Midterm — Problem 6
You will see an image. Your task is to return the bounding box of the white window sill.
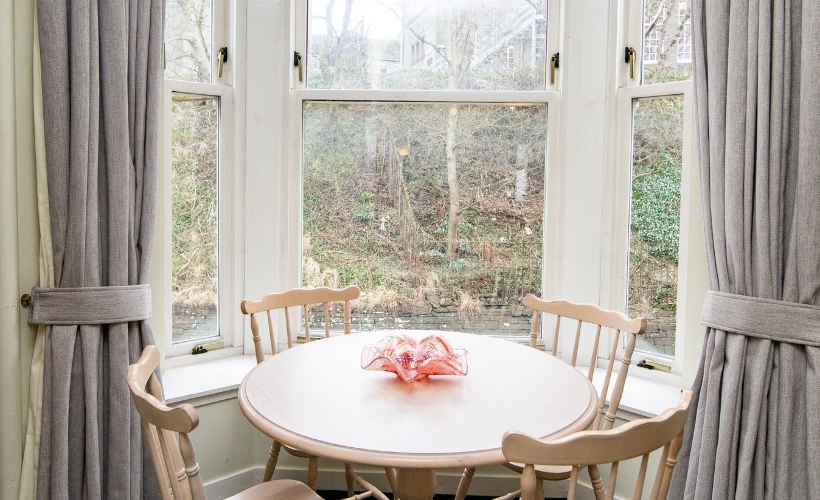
[163,353,684,419]
[590,367,684,420]
[163,354,258,406]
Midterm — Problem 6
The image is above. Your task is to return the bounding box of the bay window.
[292,0,559,340]
[158,0,706,387]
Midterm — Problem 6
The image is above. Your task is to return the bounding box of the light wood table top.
[238,330,597,472]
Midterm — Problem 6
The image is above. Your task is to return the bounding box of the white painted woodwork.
[161,0,241,359]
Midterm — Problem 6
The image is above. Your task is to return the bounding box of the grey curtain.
[34,1,163,498]
[672,0,820,498]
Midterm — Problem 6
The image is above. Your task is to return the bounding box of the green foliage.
[170,95,218,307]
[631,166,681,261]
[354,202,375,223]
[627,95,684,316]
[301,102,546,308]
[630,96,683,262]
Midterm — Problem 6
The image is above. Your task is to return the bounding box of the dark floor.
[317,493,496,499]
[318,492,564,499]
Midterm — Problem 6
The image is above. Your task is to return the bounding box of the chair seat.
[227,479,324,500]
[503,462,572,481]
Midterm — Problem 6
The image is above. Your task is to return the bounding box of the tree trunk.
[188,0,211,81]
[446,105,459,261]
[385,122,424,265]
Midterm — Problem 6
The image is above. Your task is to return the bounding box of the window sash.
[287,89,561,347]
[284,0,563,351]
[163,78,239,359]
[160,0,242,362]
[605,80,693,375]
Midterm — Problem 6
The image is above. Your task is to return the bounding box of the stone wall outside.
[171,299,677,352]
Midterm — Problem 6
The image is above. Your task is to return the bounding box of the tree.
[165,0,212,82]
[301,0,548,313]
[391,0,542,260]
[311,0,370,88]
[642,0,692,84]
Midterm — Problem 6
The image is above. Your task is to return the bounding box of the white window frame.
[158,0,707,390]
[600,0,706,382]
[281,0,563,352]
[160,0,246,366]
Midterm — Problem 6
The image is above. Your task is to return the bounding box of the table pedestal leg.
[394,468,436,500]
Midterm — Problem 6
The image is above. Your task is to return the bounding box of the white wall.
[1,0,40,498]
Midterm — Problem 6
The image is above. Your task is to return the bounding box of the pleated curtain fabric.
[35,1,163,498]
[672,0,820,498]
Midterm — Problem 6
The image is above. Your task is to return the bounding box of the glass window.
[642,0,692,83]
[643,12,663,65]
[165,0,213,83]
[307,0,548,91]
[171,93,220,345]
[302,101,547,336]
[162,0,233,356]
[628,95,684,357]
[677,2,692,64]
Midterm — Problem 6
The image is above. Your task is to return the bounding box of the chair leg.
[588,464,605,500]
[535,479,544,500]
[385,467,398,495]
[307,456,319,491]
[345,463,356,497]
[263,440,282,482]
[454,467,475,500]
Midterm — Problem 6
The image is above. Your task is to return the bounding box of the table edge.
[237,361,599,469]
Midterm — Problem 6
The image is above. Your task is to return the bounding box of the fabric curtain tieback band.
[27,285,151,325]
[701,290,820,347]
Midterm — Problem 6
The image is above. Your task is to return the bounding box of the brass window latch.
[217,47,228,78]
[624,47,636,79]
[294,51,303,82]
[637,359,672,372]
[191,341,224,355]
[549,52,560,84]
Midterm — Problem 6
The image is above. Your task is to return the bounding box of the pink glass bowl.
[361,334,468,382]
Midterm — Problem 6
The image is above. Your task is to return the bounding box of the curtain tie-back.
[701,290,820,347]
[27,285,151,325]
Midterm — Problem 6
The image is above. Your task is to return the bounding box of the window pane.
[165,0,213,83]
[307,0,548,91]
[642,0,692,83]
[628,95,683,357]
[172,93,219,344]
[303,102,546,336]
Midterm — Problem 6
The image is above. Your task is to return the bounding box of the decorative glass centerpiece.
[361,334,468,382]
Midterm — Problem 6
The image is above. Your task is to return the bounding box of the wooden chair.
[127,345,382,500]
[455,295,647,500]
[240,286,395,495]
[498,390,692,500]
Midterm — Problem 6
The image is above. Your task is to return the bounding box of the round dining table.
[238,330,597,500]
